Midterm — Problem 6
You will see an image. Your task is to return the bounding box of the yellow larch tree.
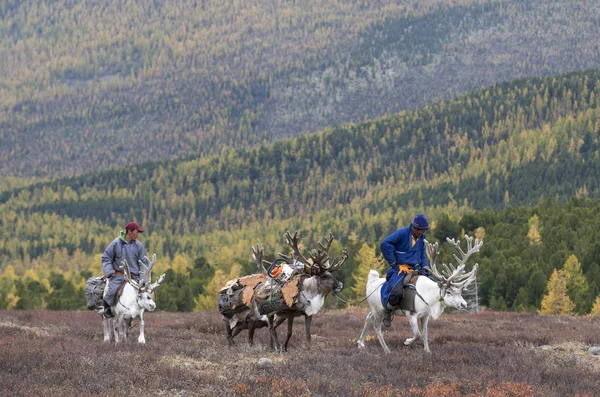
[195,263,242,311]
[539,269,575,315]
[590,296,600,316]
[350,243,385,300]
[562,255,590,314]
[527,215,542,246]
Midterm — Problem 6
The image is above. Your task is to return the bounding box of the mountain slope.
[2,0,600,177]
[1,69,599,268]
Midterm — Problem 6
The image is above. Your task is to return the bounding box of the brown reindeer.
[252,231,348,352]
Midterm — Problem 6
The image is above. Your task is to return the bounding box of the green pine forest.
[2,68,600,314]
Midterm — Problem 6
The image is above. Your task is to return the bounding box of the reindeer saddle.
[218,274,267,317]
[397,274,420,313]
[383,272,421,313]
[253,274,306,315]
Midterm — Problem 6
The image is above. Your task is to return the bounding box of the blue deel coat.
[380,225,429,308]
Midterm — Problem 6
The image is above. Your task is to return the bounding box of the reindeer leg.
[114,317,121,343]
[138,312,146,344]
[304,315,312,350]
[283,316,294,352]
[357,311,374,348]
[103,316,111,342]
[404,314,420,347]
[420,315,430,353]
[374,313,391,354]
[270,315,287,350]
[121,318,128,342]
[266,314,280,352]
[247,320,256,346]
[223,318,235,346]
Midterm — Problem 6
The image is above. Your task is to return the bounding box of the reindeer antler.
[138,254,157,287]
[148,273,166,291]
[315,233,348,272]
[426,235,482,289]
[252,244,272,276]
[285,231,319,274]
[285,231,348,274]
[119,259,140,289]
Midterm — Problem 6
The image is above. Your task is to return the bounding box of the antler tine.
[149,273,166,291]
[285,231,315,270]
[278,252,295,264]
[435,235,483,288]
[327,247,349,272]
[309,247,329,267]
[451,264,478,289]
[447,236,483,266]
[139,254,157,285]
[318,233,334,254]
[252,244,270,276]
[119,259,138,288]
[310,232,344,270]
[426,240,446,280]
[425,240,439,266]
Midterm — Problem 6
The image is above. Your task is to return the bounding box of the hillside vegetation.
[2,0,600,177]
[2,70,600,313]
[1,309,599,396]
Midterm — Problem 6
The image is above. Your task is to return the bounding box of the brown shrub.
[0,309,598,396]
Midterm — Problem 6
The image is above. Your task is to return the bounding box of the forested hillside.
[1,69,600,313]
[2,0,600,178]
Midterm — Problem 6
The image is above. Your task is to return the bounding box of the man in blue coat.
[380,213,430,327]
[101,222,150,318]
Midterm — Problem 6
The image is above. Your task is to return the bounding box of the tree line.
[3,197,600,315]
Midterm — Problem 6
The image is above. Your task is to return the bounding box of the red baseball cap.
[125,222,144,233]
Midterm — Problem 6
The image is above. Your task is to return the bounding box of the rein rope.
[332,282,385,305]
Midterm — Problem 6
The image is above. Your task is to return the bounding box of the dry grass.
[0,309,599,396]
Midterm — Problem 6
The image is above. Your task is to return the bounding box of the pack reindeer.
[252,231,348,352]
[219,272,270,347]
[103,254,166,344]
[357,235,482,353]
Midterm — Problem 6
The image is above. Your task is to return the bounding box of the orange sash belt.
[397,264,413,274]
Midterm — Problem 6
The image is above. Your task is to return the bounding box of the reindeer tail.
[368,269,380,282]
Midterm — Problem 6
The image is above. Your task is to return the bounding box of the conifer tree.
[539,269,575,315]
[590,296,600,316]
[350,243,385,300]
[527,215,542,246]
[562,255,590,314]
[194,263,241,311]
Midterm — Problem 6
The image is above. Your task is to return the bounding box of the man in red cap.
[101,222,149,318]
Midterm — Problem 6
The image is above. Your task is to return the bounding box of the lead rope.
[332,282,385,305]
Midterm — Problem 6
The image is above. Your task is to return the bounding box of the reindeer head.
[425,235,482,310]
[119,253,166,311]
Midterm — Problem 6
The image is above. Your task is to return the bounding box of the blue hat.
[411,214,429,230]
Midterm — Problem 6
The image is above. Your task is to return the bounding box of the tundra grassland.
[0,308,598,397]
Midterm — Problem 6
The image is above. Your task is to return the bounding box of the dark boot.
[382,308,393,328]
[103,300,114,318]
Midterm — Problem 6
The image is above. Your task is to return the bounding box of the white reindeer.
[357,235,482,353]
[103,254,166,344]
